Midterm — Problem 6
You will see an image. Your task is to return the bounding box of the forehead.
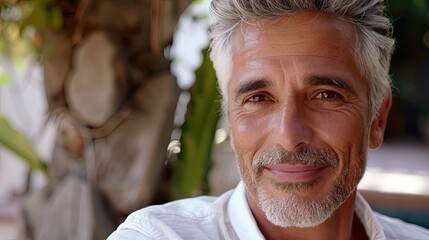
[231,12,358,66]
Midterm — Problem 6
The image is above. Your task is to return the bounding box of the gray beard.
[257,173,351,228]
[243,147,365,228]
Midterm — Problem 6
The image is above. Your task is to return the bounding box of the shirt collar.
[228,181,266,239]
[227,181,386,240]
[355,192,386,240]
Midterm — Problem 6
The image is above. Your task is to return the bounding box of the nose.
[271,99,313,151]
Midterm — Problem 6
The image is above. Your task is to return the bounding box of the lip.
[264,164,328,182]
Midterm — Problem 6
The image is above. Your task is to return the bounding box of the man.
[108,0,429,239]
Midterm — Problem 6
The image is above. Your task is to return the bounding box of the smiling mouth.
[264,164,328,182]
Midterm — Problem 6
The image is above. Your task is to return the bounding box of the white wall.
[0,56,55,200]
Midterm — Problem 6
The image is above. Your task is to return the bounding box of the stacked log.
[19,0,191,239]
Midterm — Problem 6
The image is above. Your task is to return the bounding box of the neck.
[247,191,368,240]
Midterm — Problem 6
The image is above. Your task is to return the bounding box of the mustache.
[253,147,339,173]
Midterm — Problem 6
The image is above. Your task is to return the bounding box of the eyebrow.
[304,75,351,90]
[233,75,354,101]
[233,79,273,100]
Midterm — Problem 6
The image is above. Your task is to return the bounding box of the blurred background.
[0,0,428,239]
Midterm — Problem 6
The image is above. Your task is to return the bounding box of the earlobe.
[369,92,392,149]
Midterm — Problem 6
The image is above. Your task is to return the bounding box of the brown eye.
[317,91,342,101]
[321,92,334,99]
[247,94,268,103]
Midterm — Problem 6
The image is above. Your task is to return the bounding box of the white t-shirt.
[108,182,429,240]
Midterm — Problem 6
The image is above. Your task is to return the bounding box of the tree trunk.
[19,0,192,239]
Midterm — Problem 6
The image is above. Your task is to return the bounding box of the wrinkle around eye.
[308,89,368,115]
[307,90,347,110]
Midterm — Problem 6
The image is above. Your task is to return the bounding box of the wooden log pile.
[18,0,191,239]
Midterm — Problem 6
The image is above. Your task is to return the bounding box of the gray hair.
[209,0,395,119]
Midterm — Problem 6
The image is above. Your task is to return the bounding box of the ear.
[369,91,392,149]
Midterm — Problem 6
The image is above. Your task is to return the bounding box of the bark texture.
[19,0,191,239]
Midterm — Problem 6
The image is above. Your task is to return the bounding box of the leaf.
[173,48,221,199]
[49,5,63,30]
[0,38,5,54]
[0,114,47,174]
[0,72,12,86]
[19,1,48,32]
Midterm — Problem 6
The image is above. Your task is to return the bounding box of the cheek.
[315,112,369,174]
[343,138,367,185]
[312,109,369,148]
[230,114,271,159]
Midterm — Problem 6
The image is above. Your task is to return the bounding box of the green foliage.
[0,0,63,60]
[0,114,47,174]
[19,0,63,32]
[0,38,5,54]
[387,0,429,114]
[0,72,12,86]
[173,48,221,199]
[0,0,58,175]
[388,0,429,55]
[1,0,63,31]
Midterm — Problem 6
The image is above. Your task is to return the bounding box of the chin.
[254,173,356,228]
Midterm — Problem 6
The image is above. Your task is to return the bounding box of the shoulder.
[375,212,429,240]
[108,190,235,240]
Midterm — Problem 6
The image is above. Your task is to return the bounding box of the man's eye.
[316,91,343,101]
[247,94,269,103]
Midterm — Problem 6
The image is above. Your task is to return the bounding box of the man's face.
[228,13,386,227]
